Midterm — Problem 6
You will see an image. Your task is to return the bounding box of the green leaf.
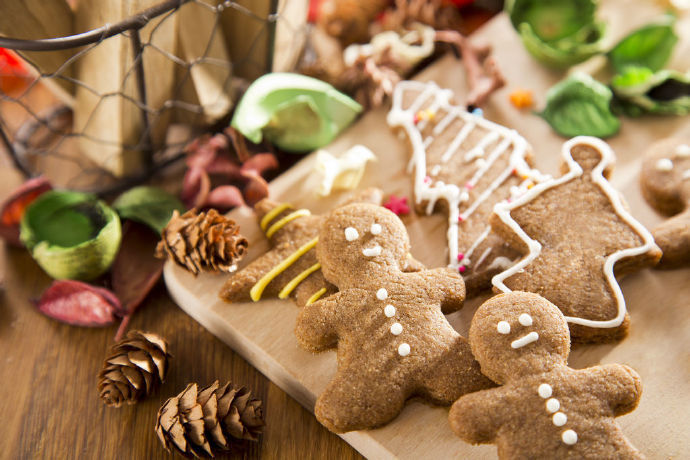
[231,73,362,152]
[539,73,620,138]
[20,190,122,280]
[112,186,185,234]
[612,67,690,115]
[608,17,678,73]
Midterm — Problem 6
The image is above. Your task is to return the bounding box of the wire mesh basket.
[0,0,309,194]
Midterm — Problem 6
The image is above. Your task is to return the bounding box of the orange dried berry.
[509,89,534,109]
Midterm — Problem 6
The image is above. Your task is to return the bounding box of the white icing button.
[562,429,578,445]
[655,158,673,171]
[370,223,382,235]
[384,305,396,317]
[546,398,560,413]
[390,323,403,335]
[518,313,533,326]
[553,412,567,427]
[497,321,511,334]
[344,227,359,241]
[376,288,388,300]
[538,383,552,399]
[362,245,382,257]
[398,343,411,356]
[676,144,690,157]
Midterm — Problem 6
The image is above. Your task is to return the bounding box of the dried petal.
[181,167,211,209]
[0,176,52,246]
[36,280,120,327]
[203,185,246,212]
[240,152,279,176]
[111,222,164,317]
[240,170,270,207]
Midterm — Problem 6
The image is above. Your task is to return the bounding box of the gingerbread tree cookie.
[388,80,549,296]
[449,291,644,459]
[640,138,690,268]
[219,188,383,307]
[491,137,661,343]
[295,203,492,433]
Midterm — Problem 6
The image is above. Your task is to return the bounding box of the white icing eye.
[552,412,567,427]
[546,398,560,413]
[562,429,578,445]
[370,223,382,235]
[398,343,411,356]
[384,305,396,317]
[538,383,552,399]
[376,288,388,300]
[518,313,533,326]
[655,158,673,172]
[497,321,511,334]
[390,323,403,335]
[344,227,359,241]
[362,245,382,257]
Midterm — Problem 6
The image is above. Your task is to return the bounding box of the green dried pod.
[506,0,606,68]
[612,67,690,116]
[20,190,122,280]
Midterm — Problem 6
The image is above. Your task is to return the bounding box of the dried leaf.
[0,176,52,246]
[181,167,211,210]
[241,153,279,176]
[113,186,185,234]
[203,186,246,211]
[240,171,270,207]
[36,280,121,327]
[111,221,164,316]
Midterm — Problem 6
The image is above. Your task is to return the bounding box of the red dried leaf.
[185,133,228,170]
[0,176,52,246]
[181,167,211,209]
[206,153,242,178]
[224,126,251,163]
[240,170,271,207]
[241,152,279,176]
[203,185,246,211]
[111,221,164,317]
[36,280,120,327]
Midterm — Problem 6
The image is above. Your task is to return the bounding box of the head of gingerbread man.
[469,292,570,384]
[316,203,410,289]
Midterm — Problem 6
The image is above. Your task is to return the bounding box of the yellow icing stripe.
[250,237,319,301]
[306,287,328,306]
[260,203,292,231]
[278,263,321,299]
[265,209,311,239]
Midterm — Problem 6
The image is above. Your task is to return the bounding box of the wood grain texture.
[165,3,690,459]
[0,166,360,459]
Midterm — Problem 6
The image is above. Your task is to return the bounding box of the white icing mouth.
[363,245,382,257]
[511,331,539,349]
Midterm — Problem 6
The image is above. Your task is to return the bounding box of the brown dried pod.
[98,330,171,407]
[155,381,264,458]
[155,209,248,276]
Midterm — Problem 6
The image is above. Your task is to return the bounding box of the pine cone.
[156,209,248,276]
[156,381,264,458]
[98,330,171,407]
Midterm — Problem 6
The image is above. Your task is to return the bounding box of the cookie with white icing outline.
[387,80,549,297]
[295,203,492,432]
[640,138,690,268]
[449,291,644,459]
[490,137,661,343]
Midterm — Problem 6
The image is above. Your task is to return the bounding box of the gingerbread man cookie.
[640,138,690,268]
[220,188,385,307]
[491,137,661,343]
[295,203,492,432]
[388,80,549,296]
[449,291,644,459]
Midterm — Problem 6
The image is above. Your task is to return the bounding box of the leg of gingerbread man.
[315,368,408,433]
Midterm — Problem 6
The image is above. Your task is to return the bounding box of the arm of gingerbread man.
[449,389,506,444]
[294,292,343,353]
[417,267,466,314]
[588,364,643,416]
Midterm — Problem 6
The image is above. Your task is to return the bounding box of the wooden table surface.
[0,167,362,459]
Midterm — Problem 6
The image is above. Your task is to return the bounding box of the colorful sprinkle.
[458,266,467,273]
[383,194,410,216]
[457,253,464,261]
[464,183,474,189]
[471,107,483,117]
[509,89,534,109]
[457,215,464,223]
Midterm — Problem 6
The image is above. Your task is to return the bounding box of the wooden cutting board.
[164,3,690,458]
